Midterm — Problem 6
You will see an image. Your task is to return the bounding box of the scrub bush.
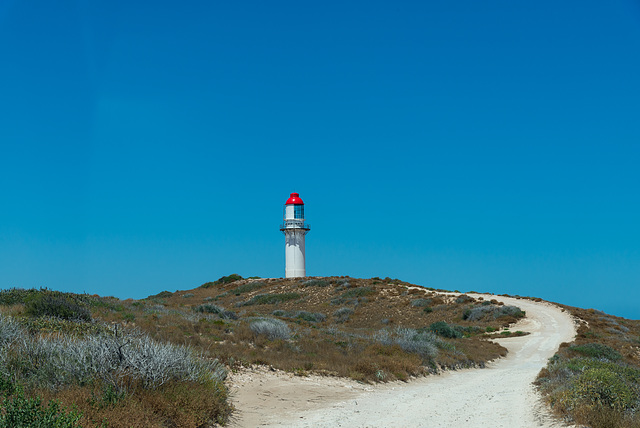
[301,279,329,287]
[194,304,224,315]
[0,315,23,347]
[331,287,375,305]
[0,288,34,305]
[569,343,622,361]
[0,317,226,391]
[455,295,474,304]
[341,287,375,299]
[540,356,640,417]
[0,387,82,428]
[572,367,636,410]
[333,307,354,323]
[463,304,525,321]
[0,289,92,322]
[242,293,301,306]
[231,281,265,295]
[411,298,432,308]
[250,318,291,340]
[25,293,91,322]
[272,310,326,323]
[429,321,463,339]
[374,327,439,359]
[147,290,173,299]
[200,274,243,289]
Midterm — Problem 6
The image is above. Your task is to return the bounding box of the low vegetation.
[200,274,243,289]
[121,276,523,384]
[241,292,301,306]
[0,276,537,426]
[463,304,525,322]
[0,288,230,427]
[535,304,640,428]
[272,310,326,323]
[250,318,292,340]
[373,328,440,360]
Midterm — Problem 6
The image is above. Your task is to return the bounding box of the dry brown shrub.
[34,379,231,428]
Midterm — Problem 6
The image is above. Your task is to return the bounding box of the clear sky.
[1,1,639,319]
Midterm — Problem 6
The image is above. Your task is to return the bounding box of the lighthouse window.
[294,205,304,219]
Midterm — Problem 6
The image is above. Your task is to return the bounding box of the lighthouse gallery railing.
[280,220,310,230]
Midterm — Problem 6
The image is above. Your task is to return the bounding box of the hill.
[0,276,638,427]
[229,294,575,427]
[134,276,528,381]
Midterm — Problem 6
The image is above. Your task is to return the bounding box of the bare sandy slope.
[228,296,576,428]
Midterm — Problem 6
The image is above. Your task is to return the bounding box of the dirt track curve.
[228,295,576,428]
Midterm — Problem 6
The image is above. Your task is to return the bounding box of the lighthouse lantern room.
[280,192,310,278]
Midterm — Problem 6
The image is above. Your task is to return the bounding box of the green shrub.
[331,287,375,306]
[0,288,37,305]
[231,282,265,295]
[341,287,375,299]
[17,317,107,336]
[429,321,463,339]
[423,307,433,314]
[194,304,237,320]
[88,384,126,409]
[194,304,224,315]
[242,293,301,306]
[569,343,622,361]
[463,304,525,321]
[0,289,94,323]
[333,307,354,323]
[301,279,329,287]
[24,294,91,322]
[335,279,351,286]
[148,290,173,299]
[411,298,432,308]
[495,305,525,319]
[272,310,326,323]
[539,355,640,423]
[0,387,82,427]
[201,274,243,289]
[455,295,474,304]
[0,373,15,397]
[571,367,636,410]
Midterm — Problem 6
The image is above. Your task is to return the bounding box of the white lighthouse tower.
[280,192,310,278]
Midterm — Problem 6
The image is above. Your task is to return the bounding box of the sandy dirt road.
[228,295,576,427]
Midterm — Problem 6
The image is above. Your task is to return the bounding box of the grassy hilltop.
[0,275,637,427]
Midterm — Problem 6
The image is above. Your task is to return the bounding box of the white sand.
[228,295,577,428]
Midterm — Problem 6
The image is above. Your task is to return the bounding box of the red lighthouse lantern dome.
[285,192,304,205]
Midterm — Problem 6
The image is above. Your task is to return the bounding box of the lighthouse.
[280,192,310,278]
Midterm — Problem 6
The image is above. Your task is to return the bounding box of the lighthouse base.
[285,269,306,278]
[284,229,306,278]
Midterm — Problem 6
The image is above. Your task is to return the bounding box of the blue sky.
[1,1,639,318]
